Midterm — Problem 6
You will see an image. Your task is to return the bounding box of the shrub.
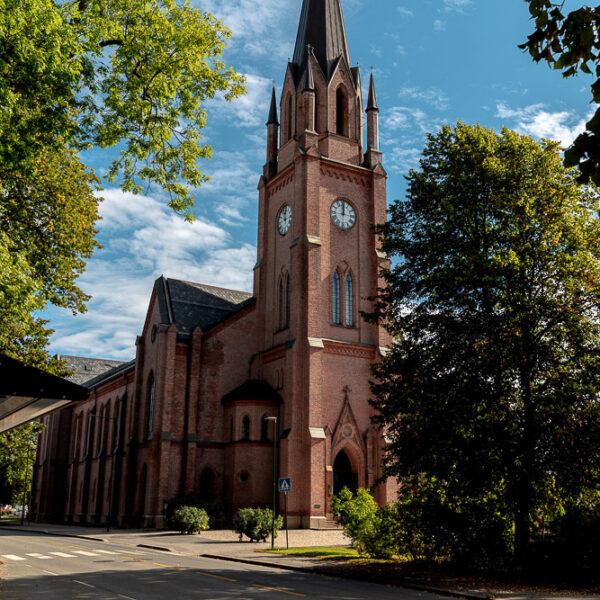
[330,487,378,554]
[169,505,209,535]
[165,493,229,529]
[233,507,283,542]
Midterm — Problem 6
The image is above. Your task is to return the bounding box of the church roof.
[157,277,254,335]
[57,355,128,386]
[292,0,351,81]
[221,380,283,405]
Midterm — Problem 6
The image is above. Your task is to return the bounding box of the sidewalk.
[1,520,598,600]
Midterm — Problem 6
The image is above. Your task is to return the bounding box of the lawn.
[258,546,361,560]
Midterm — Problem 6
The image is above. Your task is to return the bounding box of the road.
[0,530,438,599]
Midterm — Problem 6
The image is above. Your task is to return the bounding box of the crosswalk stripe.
[49,552,76,558]
[1,555,25,561]
[26,553,52,560]
[72,550,99,557]
[119,550,146,555]
[93,549,117,555]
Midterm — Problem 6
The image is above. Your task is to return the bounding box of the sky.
[44,0,596,361]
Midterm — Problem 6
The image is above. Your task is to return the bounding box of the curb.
[199,553,489,600]
[137,543,176,553]
[0,526,107,543]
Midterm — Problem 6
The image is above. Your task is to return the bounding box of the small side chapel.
[31,0,395,529]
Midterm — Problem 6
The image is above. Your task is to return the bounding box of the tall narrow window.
[241,416,250,441]
[285,274,291,328]
[278,276,284,330]
[287,95,293,142]
[333,271,341,324]
[261,417,269,442]
[112,398,121,452]
[345,273,354,327]
[229,416,234,442]
[336,87,346,136]
[146,373,155,439]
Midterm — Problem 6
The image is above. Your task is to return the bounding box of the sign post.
[278,477,291,549]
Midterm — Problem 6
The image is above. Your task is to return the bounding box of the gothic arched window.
[286,274,291,328]
[333,271,341,324]
[145,372,155,440]
[286,94,293,142]
[336,87,346,136]
[278,275,285,330]
[241,416,250,441]
[261,416,270,442]
[345,273,354,327]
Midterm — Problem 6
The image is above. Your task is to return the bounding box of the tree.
[520,1,600,186]
[1,0,246,218]
[370,122,600,567]
[0,422,43,506]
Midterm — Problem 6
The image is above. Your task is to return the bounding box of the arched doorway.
[333,449,358,495]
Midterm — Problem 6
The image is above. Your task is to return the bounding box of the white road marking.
[93,549,117,555]
[1,555,25,561]
[73,580,95,588]
[118,595,137,600]
[72,550,100,557]
[119,550,146,555]
[26,553,52,560]
[49,552,76,558]
[42,570,59,576]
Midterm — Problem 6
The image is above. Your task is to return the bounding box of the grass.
[257,546,362,560]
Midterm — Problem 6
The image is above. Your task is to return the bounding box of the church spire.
[267,86,279,125]
[292,0,351,81]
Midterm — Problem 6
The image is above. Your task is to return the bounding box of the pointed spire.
[303,47,315,92]
[367,73,378,112]
[267,87,279,125]
[292,0,351,81]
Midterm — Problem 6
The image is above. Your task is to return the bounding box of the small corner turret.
[365,73,382,169]
[264,86,279,179]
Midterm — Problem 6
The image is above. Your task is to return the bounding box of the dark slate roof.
[57,355,128,386]
[367,72,378,111]
[292,0,351,82]
[157,277,254,335]
[221,380,283,405]
[84,359,136,390]
[267,87,279,125]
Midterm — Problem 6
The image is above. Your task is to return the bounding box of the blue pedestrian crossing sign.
[278,477,292,493]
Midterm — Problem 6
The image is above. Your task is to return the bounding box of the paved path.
[0,530,438,600]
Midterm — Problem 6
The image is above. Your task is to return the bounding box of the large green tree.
[1,0,245,217]
[370,122,600,566]
[520,1,600,186]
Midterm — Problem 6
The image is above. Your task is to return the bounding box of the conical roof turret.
[367,73,378,111]
[292,0,351,81]
[267,87,279,125]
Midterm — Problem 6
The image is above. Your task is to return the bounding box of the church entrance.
[333,449,358,495]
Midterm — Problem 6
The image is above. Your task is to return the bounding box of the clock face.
[278,204,292,236]
[330,200,356,230]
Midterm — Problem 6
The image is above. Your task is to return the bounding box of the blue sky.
[45,0,596,361]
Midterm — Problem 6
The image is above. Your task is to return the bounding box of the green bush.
[233,507,283,542]
[165,493,229,529]
[169,505,209,535]
[330,487,378,554]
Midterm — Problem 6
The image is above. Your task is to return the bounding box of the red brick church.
[31,0,395,528]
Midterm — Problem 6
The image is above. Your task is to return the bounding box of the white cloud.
[443,0,472,12]
[433,20,446,31]
[496,103,591,147]
[46,189,256,361]
[387,145,422,175]
[399,86,449,110]
[385,107,431,133]
[397,7,414,17]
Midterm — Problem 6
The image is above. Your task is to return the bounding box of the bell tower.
[253,0,394,527]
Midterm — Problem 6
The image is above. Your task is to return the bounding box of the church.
[30,0,395,529]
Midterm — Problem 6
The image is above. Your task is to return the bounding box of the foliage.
[0,0,246,217]
[520,1,600,186]
[330,487,378,554]
[369,122,600,567]
[260,546,361,559]
[165,492,229,529]
[233,507,282,542]
[0,422,44,506]
[169,505,209,534]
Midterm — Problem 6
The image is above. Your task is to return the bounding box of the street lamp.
[263,416,278,550]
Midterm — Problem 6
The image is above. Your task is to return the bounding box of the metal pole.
[21,451,29,526]
[272,419,278,550]
[285,491,289,549]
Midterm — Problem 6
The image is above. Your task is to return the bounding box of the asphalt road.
[0,530,439,600]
